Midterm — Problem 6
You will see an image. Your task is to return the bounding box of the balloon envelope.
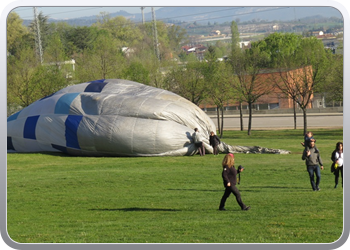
[7,79,216,156]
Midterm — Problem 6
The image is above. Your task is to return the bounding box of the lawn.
[6,129,343,243]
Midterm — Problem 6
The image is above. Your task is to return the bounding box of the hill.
[23,6,343,27]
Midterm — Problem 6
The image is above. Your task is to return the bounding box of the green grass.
[7,129,343,243]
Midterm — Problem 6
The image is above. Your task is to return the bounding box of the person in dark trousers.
[219,153,250,211]
[302,141,324,191]
[192,128,205,156]
[331,142,343,188]
[209,131,221,155]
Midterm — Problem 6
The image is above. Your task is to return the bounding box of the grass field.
[7,129,343,243]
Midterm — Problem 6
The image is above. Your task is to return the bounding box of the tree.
[30,65,68,99]
[75,31,125,82]
[229,21,244,131]
[64,26,100,55]
[94,13,142,47]
[256,33,303,129]
[7,45,67,111]
[28,11,50,50]
[322,53,343,105]
[122,60,150,85]
[295,37,331,134]
[231,47,272,136]
[167,25,188,53]
[230,21,240,54]
[7,13,68,114]
[165,55,207,105]
[7,46,38,108]
[141,21,172,61]
[44,33,66,65]
[6,12,28,56]
[270,36,331,135]
[202,46,223,135]
[208,62,234,138]
[202,45,234,137]
[254,32,302,68]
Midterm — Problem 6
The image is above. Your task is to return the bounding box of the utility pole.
[141,7,145,24]
[151,7,160,61]
[33,7,43,64]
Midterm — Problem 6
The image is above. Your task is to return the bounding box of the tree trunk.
[216,106,221,136]
[303,108,307,136]
[220,107,224,138]
[248,102,252,136]
[293,100,297,130]
[239,102,243,131]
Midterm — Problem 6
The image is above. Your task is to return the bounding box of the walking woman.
[332,142,343,188]
[219,153,250,211]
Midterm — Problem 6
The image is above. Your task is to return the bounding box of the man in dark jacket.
[209,131,221,155]
[302,141,324,191]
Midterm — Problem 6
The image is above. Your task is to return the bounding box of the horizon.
[11,6,161,20]
[10,6,344,22]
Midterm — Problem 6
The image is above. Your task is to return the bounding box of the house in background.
[200,66,314,112]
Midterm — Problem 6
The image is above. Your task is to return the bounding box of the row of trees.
[7,11,188,109]
[7,11,343,136]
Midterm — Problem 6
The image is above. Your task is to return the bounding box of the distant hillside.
[148,6,343,23]
[23,6,343,27]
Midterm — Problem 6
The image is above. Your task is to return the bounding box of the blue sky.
[11,6,161,20]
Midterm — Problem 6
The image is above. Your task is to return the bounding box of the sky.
[1,3,349,23]
[11,6,161,20]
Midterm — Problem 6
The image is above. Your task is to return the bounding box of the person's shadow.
[89,207,181,212]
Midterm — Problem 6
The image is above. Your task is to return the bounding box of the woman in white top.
[192,128,205,156]
[332,142,343,188]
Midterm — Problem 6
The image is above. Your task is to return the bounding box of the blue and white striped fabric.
[7,79,216,156]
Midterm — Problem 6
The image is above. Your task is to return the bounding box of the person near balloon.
[209,131,221,155]
[192,128,205,156]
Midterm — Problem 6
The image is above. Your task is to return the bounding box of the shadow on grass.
[167,187,310,192]
[242,186,312,192]
[167,188,222,192]
[89,207,181,212]
[250,186,308,189]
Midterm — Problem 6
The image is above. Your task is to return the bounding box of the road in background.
[209,113,343,130]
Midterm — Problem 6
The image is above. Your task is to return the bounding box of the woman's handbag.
[331,162,338,173]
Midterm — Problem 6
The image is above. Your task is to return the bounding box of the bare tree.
[272,37,331,135]
[272,67,314,133]
[231,47,272,135]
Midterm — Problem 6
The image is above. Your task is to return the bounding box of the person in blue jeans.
[302,141,324,191]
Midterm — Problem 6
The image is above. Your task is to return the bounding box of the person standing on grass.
[331,142,343,189]
[219,153,250,211]
[209,131,221,155]
[302,141,324,191]
[192,128,205,156]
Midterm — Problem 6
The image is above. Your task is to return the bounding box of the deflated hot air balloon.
[7,79,290,156]
[7,79,218,156]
